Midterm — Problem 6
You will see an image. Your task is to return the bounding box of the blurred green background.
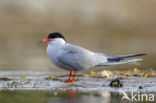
[0,0,155,71]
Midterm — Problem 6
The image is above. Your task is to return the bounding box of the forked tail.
[97,54,146,66]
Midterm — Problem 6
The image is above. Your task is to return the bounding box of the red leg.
[65,71,72,83]
[71,72,76,83]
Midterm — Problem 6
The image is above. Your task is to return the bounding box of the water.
[0,90,155,103]
[0,90,115,103]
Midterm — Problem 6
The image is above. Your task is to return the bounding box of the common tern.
[41,32,146,83]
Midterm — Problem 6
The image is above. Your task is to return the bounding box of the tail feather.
[107,54,146,62]
[96,53,146,66]
[97,58,143,66]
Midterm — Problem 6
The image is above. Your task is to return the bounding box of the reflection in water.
[48,88,77,103]
[48,88,78,103]
[48,88,111,103]
[1,90,154,103]
[68,88,77,103]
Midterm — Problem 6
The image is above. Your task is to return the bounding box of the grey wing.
[56,44,104,70]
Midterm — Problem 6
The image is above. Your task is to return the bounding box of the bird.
[41,32,146,83]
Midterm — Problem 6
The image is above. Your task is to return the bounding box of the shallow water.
[0,90,120,103]
[0,90,155,103]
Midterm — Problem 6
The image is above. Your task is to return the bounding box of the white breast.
[47,38,65,66]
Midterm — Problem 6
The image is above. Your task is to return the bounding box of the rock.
[138,86,143,89]
[109,78,123,88]
[97,70,113,78]
[0,77,14,81]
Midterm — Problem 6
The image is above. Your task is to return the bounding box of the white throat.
[47,38,65,62]
[49,38,65,45]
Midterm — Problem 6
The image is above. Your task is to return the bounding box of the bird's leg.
[71,72,76,83]
[65,70,72,83]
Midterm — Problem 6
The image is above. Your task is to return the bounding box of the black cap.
[48,32,65,40]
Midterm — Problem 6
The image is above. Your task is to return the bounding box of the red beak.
[42,39,51,43]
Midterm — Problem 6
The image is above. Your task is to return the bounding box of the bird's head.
[41,32,65,43]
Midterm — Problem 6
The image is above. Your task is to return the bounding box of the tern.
[41,32,146,83]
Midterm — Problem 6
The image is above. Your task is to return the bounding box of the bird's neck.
[47,38,65,58]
